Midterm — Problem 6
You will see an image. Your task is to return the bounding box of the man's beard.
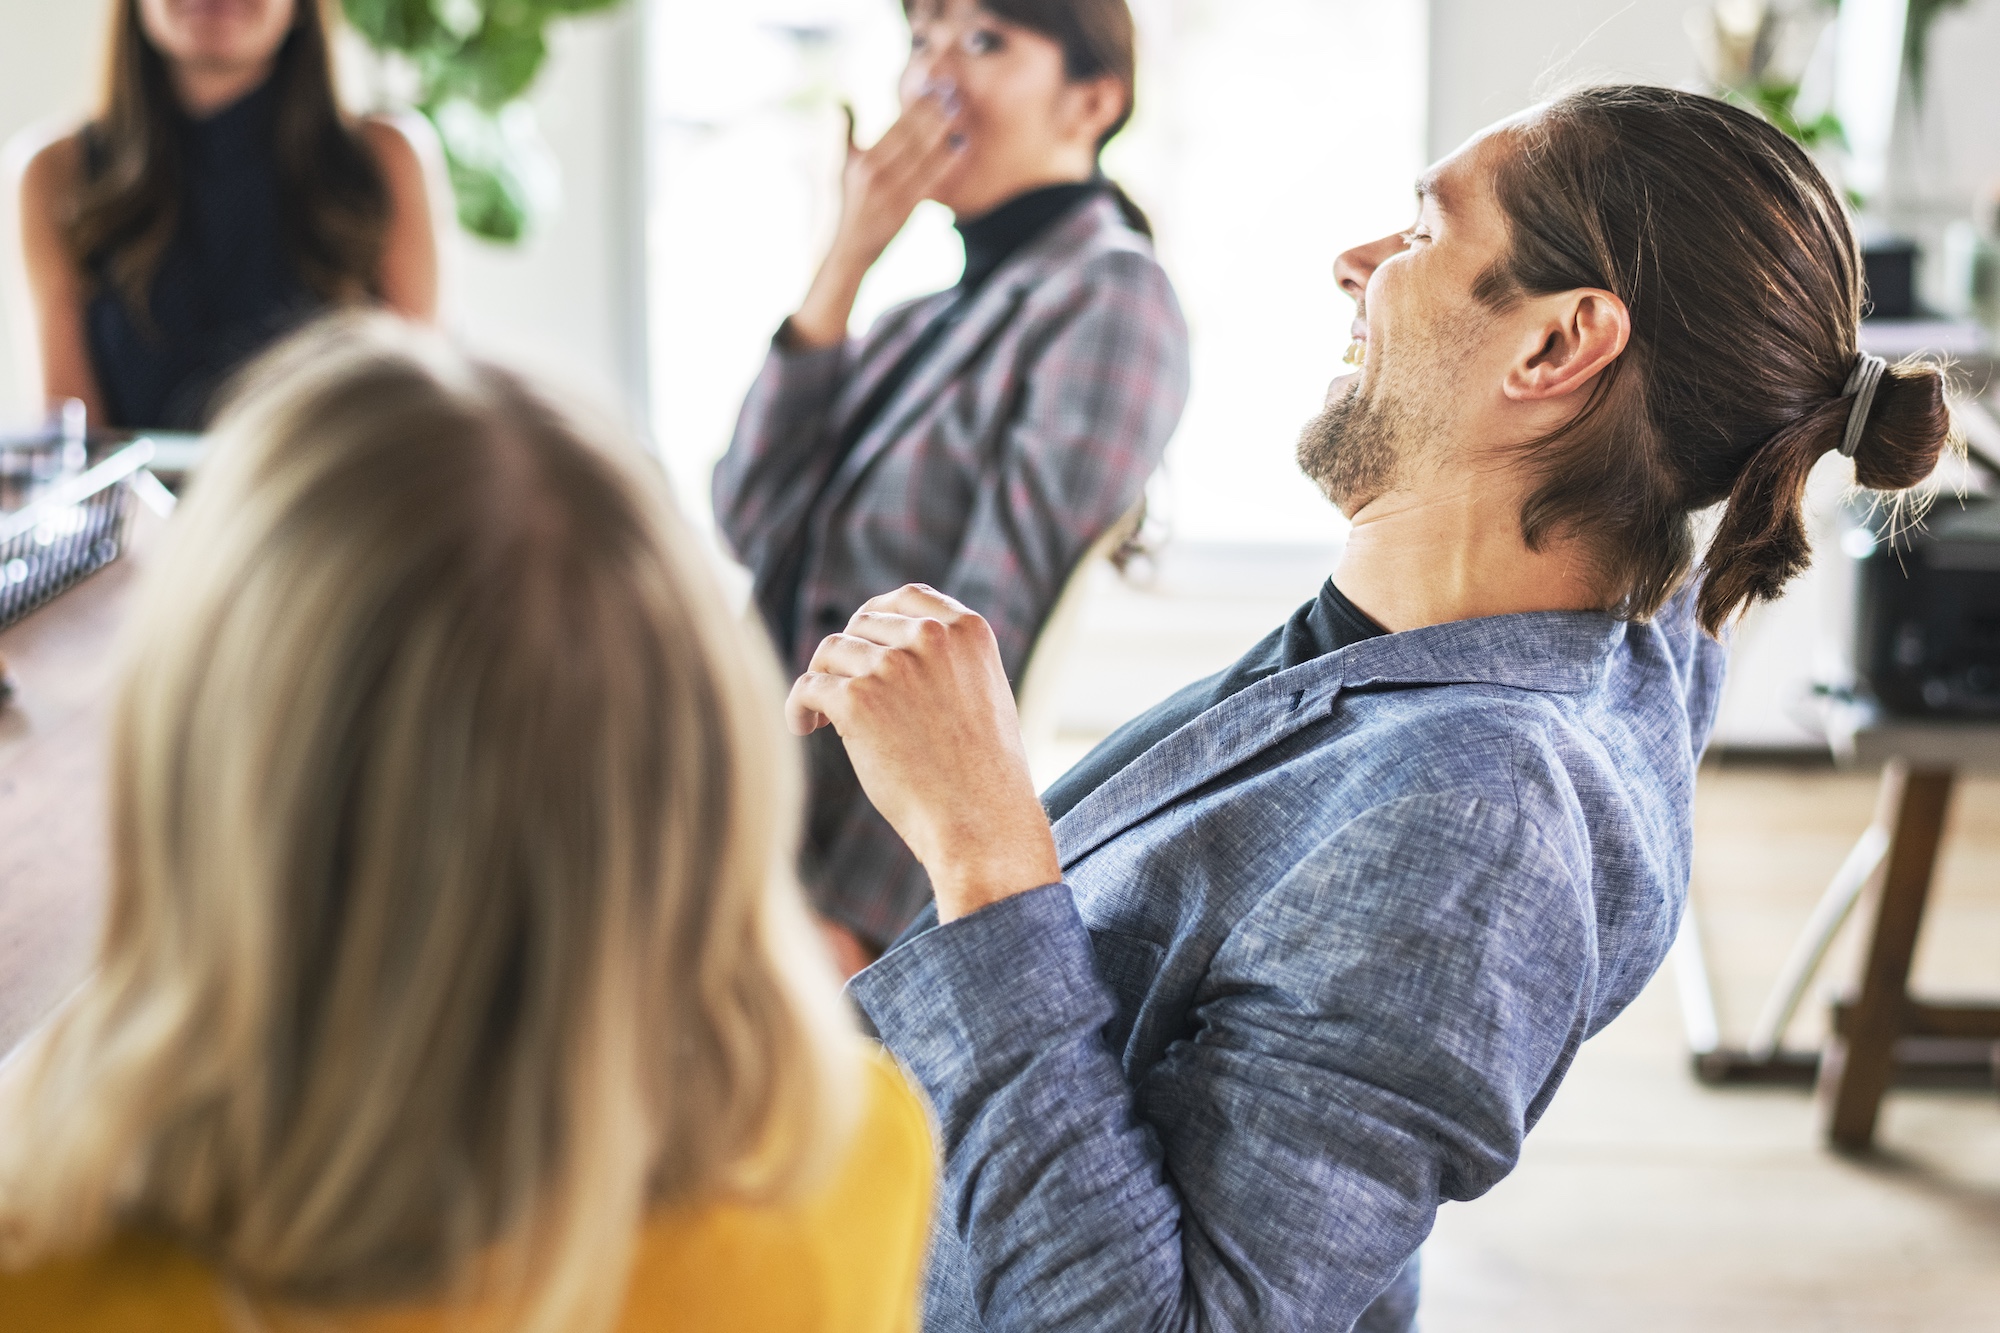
[1296,376,1409,515]
[1296,309,1486,515]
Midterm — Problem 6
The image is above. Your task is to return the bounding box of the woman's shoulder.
[11,125,88,213]
[1019,196,1183,327]
[643,1044,933,1244]
[0,1057,934,1332]
[355,114,432,188]
[0,1230,231,1332]
[1051,194,1167,276]
[619,1047,934,1330]
[838,1043,935,1186]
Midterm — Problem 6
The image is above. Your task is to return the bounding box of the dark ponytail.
[1106,180,1152,238]
[1699,363,1952,631]
[908,0,1151,236]
[1854,366,1956,490]
[1479,86,1956,636]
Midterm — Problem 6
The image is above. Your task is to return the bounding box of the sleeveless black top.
[84,78,325,430]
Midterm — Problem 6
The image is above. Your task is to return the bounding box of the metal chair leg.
[1745,822,1891,1060]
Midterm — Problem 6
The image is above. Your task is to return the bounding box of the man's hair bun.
[1852,362,1954,493]
[1695,357,1957,632]
[1482,86,1964,635]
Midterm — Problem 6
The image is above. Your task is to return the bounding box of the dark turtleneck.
[955,178,1105,293]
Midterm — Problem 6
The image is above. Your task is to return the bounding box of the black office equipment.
[1855,479,2000,718]
[1861,239,1922,320]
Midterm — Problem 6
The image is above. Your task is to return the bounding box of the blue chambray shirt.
[849,582,1726,1332]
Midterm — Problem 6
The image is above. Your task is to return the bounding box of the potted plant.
[341,0,630,244]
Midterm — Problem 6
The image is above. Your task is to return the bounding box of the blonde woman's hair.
[0,315,859,1331]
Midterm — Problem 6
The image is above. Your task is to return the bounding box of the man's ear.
[1502,289,1630,402]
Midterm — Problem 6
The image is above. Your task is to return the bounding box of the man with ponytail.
[789,87,1955,1331]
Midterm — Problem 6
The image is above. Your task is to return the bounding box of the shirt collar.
[1296,607,1632,697]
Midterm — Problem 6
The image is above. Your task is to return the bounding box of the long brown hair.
[0,316,859,1332]
[1477,85,1955,634]
[68,0,389,319]
[907,0,1152,236]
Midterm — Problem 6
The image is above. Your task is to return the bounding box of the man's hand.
[787,585,1061,923]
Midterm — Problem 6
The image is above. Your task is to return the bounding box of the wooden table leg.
[1817,761,1956,1152]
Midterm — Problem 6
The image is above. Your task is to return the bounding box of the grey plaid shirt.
[714,196,1189,943]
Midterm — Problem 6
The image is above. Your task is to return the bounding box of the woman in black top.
[17,0,436,431]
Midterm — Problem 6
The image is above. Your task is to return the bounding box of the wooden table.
[0,518,153,1058]
[1813,725,2000,1150]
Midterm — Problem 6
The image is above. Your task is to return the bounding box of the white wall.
[1427,0,2000,211]
[0,0,111,420]
[0,0,645,431]
[442,8,649,429]
[1916,0,2000,210]
[1427,0,1699,161]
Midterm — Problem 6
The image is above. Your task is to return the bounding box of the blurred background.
[11,1,2000,754]
[0,2,1996,1328]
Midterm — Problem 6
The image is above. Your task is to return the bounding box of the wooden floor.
[1420,766,2000,1332]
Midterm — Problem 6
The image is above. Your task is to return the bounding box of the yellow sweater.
[0,1051,934,1333]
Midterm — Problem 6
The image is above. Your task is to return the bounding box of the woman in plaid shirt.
[715,0,1189,970]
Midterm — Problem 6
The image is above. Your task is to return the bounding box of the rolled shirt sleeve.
[850,792,1598,1331]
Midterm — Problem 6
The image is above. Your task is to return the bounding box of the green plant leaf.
[1724,80,1849,154]
[426,98,550,242]
[343,0,448,50]
[342,0,629,244]
[416,22,548,109]
[446,157,530,242]
[430,0,483,42]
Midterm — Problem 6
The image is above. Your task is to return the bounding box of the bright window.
[644,0,1428,544]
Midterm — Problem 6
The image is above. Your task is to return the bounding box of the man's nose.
[1333,232,1409,302]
